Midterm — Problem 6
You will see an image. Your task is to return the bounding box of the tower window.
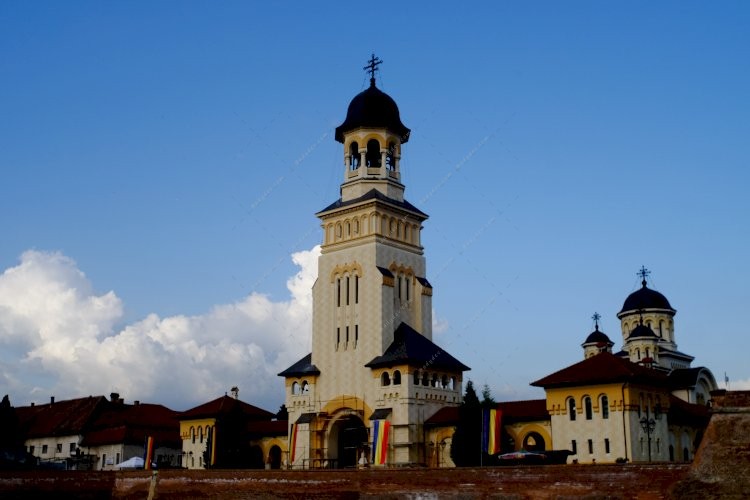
[337,279,341,307]
[366,139,381,167]
[355,325,358,348]
[346,277,350,306]
[584,397,592,420]
[398,276,402,299]
[406,277,410,301]
[413,370,420,385]
[393,370,401,385]
[336,328,340,349]
[386,141,396,170]
[349,142,359,169]
[355,276,359,304]
[346,326,349,345]
[381,372,391,386]
[601,395,609,419]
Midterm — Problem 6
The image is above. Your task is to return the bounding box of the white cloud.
[0,247,320,412]
[729,378,750,391]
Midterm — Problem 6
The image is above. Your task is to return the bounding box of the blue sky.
[2,1,749,412]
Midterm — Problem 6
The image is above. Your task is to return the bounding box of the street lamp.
[639,404,661,462]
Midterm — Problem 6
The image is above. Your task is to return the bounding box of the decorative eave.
[316,189,427,220]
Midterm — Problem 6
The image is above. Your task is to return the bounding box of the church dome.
[628,323,658,339]
[584,327,612,345]
[619,281,674,314]
[335,80,410,143]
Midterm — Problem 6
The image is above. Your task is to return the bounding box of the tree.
[450,380,482,466]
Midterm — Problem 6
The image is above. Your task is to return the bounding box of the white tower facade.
[280,59,468,468]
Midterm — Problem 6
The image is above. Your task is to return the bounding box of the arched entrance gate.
[327,414,368,468]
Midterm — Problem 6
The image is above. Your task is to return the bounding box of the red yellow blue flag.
[481,408,501,455]
[371,420,390,465]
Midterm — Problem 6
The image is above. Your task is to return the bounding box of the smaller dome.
[584,327,612,345]
[628,323,658,339]
[619,280,674,314]
[335,80,410,143]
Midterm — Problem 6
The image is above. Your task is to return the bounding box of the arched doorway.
[269,445,282,469]
[248,446,264,469]
[328,414,368,469]
[522,432,546,452]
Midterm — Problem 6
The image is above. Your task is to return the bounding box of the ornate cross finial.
[637,266,651,286]
[592,312,601,330]
[363,53,382,86]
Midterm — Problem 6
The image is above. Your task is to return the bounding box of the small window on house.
[605,438,610,454]
[42,444,48,454]
[56,443,62,453]
[336,328,340,349]
[29,445,35,455]
[70,442,76,453]
[381,372,391,386]
[601,395,609,419]
[191,427,196,444]
[116,453,120,465]
[584,396,593,420]
[571,440,577,454]
[354,325,359,348]
[346,326,349,345]
[200,427,204,443]
[588,439,593,454]
[568,398,576,421]
[393,370,401,385]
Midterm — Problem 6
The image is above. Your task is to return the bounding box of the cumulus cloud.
[0,248,320,412]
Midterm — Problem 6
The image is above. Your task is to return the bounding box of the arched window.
[386,141,396,170]
[190,426,195,444]
[413,370,420,385]
[601,395,609,419]
[349,142,359,169]
[441,375,448,389]
[584,396,593,420]
[431,373,438,387]
[366,139,381,167]
[422,372,429,387]
[568,398,576,421]
[659,320,664,337]
[291,381,300,395]
[393,370,401,385]
[381,372,391,386]
[301,381,309,394]
[199,427,204,443]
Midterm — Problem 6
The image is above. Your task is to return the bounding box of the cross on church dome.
[363,53,383,86]
[638,266,651,287]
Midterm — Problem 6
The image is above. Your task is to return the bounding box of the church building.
[279,57,469,468]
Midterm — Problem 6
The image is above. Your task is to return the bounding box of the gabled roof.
[668,367,707,389]
[15,396,109,438]
[531,352,669,389]
[179,395,273,421]
[81,403,180,448]
[424,399,549,427]
[277,353,321,378]
[246,419,288,438]
[317,189,427,219]
[365,322,469,372]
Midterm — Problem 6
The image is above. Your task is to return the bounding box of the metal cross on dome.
[364,54,383,84]
[592,312,601,329]
[638,266,651,285]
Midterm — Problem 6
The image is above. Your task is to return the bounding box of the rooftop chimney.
[50,396,55,404]
[230,386,239,399]
[110,392,120,403]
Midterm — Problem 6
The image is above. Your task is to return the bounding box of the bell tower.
[280,57,467,468]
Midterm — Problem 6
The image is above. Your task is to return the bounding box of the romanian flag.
[371,420,390,465]
[288,423,298,464]
[143,436,154,470]
[481,408,501,455]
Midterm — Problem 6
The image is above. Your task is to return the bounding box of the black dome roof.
[619,281,674,314]
[584,328,613,345]
[334,80,410,143]
[628,323,658,339]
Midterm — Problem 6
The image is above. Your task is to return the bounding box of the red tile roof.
[531,352,669,389]
[179,395,274,421]
[82,403,180,448]
[15,396,108,438]
[424,399,549,426]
